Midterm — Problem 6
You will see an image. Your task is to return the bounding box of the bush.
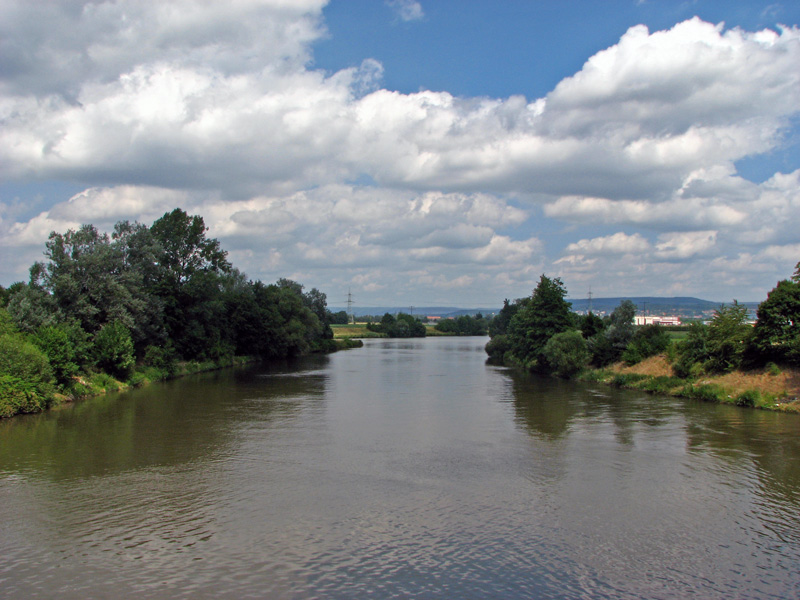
[0,307,17,335]
[89,372,121,393]
[622,325,671,365]
[0,333,55,417]
[736,389,761,408]
[609,373,648,388]
[33,324,79,385]
[588,332,616,367]
[541,330,589,378]
[705,302,752,373]
[673,323,710,379]
[127,372,149,388]
[143,344,177,376]
[94,321,135,379]
[640,376,685,394]
[0,375,50,417]
[687,384,726,403]
[766,362,781,376]
[485,334,511,361]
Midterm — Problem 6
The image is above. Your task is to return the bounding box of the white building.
[634,315,681,326]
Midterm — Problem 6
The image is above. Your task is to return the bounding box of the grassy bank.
[578,355,800,413]
[331,323,455,338]
[2,340,365,419]
[331,324,385,339]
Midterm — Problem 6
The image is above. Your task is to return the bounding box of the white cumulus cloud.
[1,2,799,303]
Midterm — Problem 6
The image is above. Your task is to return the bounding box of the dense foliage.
[366,313,426,338]
[0,208,337,418]
[506,275,573,371]
[433,314,489,336]
[485,261,800,385]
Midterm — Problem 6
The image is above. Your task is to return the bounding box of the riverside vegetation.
[0,208,360,418]
[485,265,800,412]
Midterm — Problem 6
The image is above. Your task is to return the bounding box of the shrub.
[766,362,781,376]
[609,373,648,387]
[0,307,17,335]
[541,330,589,378]
[143,344,177,376]
[622,325,671,365]
[588,332,616,367]
[93,321,135,379]
[705,302,752,373]
[0,333,55,417]
[485,334,512,361]
[640,376,684,394]
[688,384,726,403]
[0,375,50,417]
[127,372,149,388]
[89,372,121,393]
[736,389,761,408]
[673,322,710,379]
[577,369,613,383]
[33,324,79,385]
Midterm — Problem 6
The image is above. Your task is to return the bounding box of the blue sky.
[1,0,799,306]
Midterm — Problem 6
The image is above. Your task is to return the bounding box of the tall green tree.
[150,209,230,289]
[507,275,573,370]
[705,301,752,372]
[149,209,231,355]
[751,268,800,365]
[588,300,636,366]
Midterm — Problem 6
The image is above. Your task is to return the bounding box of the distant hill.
[329,306,498,318]
[331,297,761,319]
[567,296,718,316]
[567,297,760,317]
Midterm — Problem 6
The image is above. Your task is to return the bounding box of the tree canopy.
[507,274,573,370]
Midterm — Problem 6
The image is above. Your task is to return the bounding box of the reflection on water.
[1,337,799,599]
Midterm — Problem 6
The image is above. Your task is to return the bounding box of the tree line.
[0,208,338,417]
[485,263,800,383]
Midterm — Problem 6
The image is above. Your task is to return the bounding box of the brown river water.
[1,336,799,599]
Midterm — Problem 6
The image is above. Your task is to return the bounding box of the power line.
[346,288,354,323]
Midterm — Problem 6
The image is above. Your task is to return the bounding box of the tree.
[367,312,425,337]
[674,322,709,378]
[705,301,752,373]
[488,299,524,337]
[507,275,573,370]
[28,224,159,347]
[590,300,636,366]
[329,310,349,325]
[751,274,800,365]
[5,279,61,332]
[150,209,230,289]
[579,311,605,339]
[435,314,488,336]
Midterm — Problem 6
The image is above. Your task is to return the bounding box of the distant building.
[634,315,681,326]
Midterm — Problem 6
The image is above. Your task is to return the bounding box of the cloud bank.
[1,1,799,304]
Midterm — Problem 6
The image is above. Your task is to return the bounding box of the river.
[1,337,799,599]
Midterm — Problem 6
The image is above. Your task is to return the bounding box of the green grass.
[331,324,385,338]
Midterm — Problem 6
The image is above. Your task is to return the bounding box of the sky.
[1,0,799,308]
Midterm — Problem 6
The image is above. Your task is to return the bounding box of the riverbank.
[331,323,452,338]
[1,339,364,419]
[579,355,800,413]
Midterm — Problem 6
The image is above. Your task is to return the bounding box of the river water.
[1,337,799,599]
